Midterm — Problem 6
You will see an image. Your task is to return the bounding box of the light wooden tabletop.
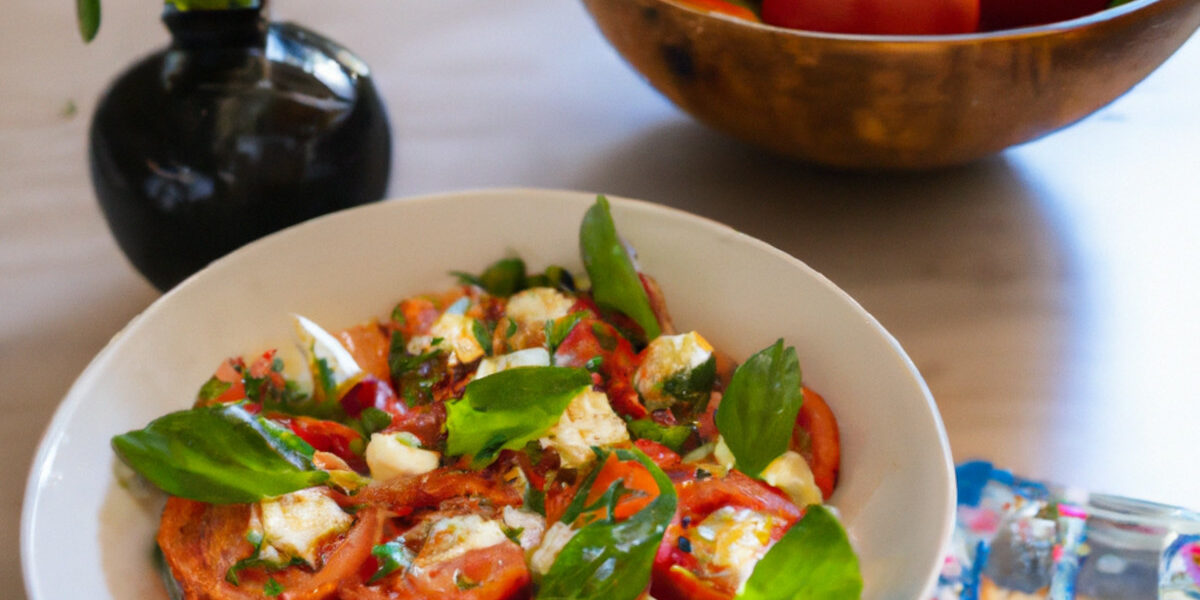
[3,0,1198,596]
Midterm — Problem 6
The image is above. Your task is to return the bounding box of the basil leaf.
[452,257,527,297]
[111,403,330,504]
[661,354,717,417]
[626,418,694,453]
[714,339,803,478]
[445,366,591,467]
[368,540,414,583]
[76,0,100,42]
[546,311,588,355]
[737,505,862,600]
[580,196,661,341]
[539,448,677,600]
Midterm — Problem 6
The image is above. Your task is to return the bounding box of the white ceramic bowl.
[22,188,954,599]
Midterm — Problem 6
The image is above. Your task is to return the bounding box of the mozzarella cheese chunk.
[530,521,577,575]
[504,287,576,350]
[502,505,547,553]
[474,347,551,380]
[540,388,629,468]
[633,331,714,411]
[365,432,440,482]
[258,488,354,566]
[415,514,508,567]
[292,314,363,398]
[407,312,484,364]
[692,506,776,592]
[761,450,823,506]
[505,287,575,326]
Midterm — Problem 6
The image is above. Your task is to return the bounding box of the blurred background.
[2,0,1198,597]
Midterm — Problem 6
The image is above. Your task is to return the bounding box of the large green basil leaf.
[539,448,677,600]
[580,196,661,341]
[445,366,591,467]
[111,403,329,504]
[737,504,862,600]
[714,339,803,478]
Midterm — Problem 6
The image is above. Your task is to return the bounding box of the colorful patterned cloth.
[935,462,1200,600]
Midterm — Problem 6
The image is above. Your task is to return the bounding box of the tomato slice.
[356,468,522,514]
[761,0,980,34]
[157,497,384,600]
[651,470,803,600]
[285,416,364,471]
[554,316,646,419]
[794,386,840,499]
[335,322,393,383]
[583,452,661,522]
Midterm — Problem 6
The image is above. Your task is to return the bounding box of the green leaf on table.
[445,366,590,468]
[539,448,677,600]
[580,196,660,341]
[714,339,802,478]
[737,504,862,600]
[76,0,100,42]
[111,403,329,504]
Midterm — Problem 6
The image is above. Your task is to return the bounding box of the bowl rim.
[22,187,957,599]
[656,0,1159,42]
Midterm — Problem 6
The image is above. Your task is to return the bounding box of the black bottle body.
[90,9,391,290]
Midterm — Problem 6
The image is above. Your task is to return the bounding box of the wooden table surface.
[3,1,1198,596]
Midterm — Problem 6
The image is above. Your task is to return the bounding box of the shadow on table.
[570,119,1085,475]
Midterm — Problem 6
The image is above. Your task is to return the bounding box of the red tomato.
[651,470,803,600]
[554,316,646,419]
[340,375,403,418]
[794,386,841,499]
[634,439,682,470]
[761,0,980,34]
[157,498,385,600]
[335,321,393,383]
[584,452,661,522]
[286,416,364,470]
[978,0,1108,30]
[673,0,761,22]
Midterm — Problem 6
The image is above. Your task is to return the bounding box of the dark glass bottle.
[89,4,391,291]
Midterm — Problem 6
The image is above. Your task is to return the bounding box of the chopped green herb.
[263,577,284,597]
[368,540,414,583]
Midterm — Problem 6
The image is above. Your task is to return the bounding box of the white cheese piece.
[292,314,363,399]
[530,521,577,575]
[406,312,485,365]
[505,287,576,326]
[692,506,776,592]
[502,505,547,553]
[540,388,629,469]
[365,432,441,482]
[415,514,508,567]
[503,287,577,350]
[474,347,551,380]
[258,488,354,567]
[633,331,714,411]
[760,450,823,506]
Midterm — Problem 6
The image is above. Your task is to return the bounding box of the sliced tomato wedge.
[583,452,661,522]
[794,386,840,499]
[284,416,364,471]
[554,316,646,419]
[335,322,393,383]
[355,468,522,515]
[157,497,384,600]
[651,470,803,600]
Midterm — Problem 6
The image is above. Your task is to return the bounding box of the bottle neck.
[163,6,267,53]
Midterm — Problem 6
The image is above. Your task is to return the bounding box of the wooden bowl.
[581,0,1200,169]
